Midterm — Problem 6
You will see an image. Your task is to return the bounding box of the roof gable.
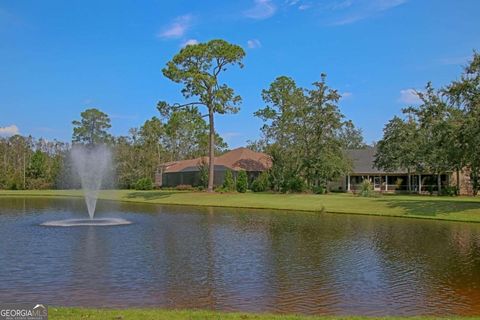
[162,147,272,173]
[347,147,407,174]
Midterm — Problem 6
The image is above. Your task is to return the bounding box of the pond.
[1,196,480,316]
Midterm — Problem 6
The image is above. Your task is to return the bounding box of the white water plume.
[71,145,111,219]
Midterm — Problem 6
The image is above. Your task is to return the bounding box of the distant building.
[155,147,272,187]
[331,147,472,195]
[157,146,473,195]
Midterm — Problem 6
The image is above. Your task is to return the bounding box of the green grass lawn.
[1,189,480,223]
[49,308,479,320]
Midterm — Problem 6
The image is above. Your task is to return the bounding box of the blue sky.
[1,0,479,147]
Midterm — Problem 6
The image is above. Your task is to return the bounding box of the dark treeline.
[0,136,69,190]
[375,52,480,195]
[0,106,227,190]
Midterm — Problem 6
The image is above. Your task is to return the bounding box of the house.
[157,146,473,195]
[332,147,472,195]
[155,147,272,187]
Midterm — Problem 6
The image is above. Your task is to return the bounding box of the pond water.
[1,197,480,316]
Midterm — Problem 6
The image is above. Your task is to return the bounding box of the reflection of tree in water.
[134,206,223,309]
[369,218,480,315]
[265,213,386,315]
[0,197,86,216]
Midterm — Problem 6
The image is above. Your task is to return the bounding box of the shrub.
[223,170,235,192]
[359,179,373,197]
[251,172,270,192]
[175,184,194,191]
[285,176,306,193]
[312,185,326,194]
[394,178,403,190]
[27,178,52,190]
[198,160,208,188]
[427,184,435,195]
[441,186,457,196]
[8,181,18,190]
[236,170,248,193]
[135,177,153,190]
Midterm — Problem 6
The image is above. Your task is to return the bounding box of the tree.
[223,169,235,191]
[163,107,228,161]
[302,75,354,189]
[137,117,164,180]
[72,108,112,145]
[246,138,268,153]
[255,76,307,192]
[376,82,461,194]
[0,135,67,190]
[255,75,355,192]
[158,39,245,192]
[113,135,140,189]
[197,159,209,188]
[236,170,248,193]
[339,120,366,149]
[27,150,46,179]
[374,114,420,192]
[407,83,457,193]
[251,171,270,192]
[445,51,480,195]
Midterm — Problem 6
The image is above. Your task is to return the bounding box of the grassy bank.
[1,189,480,223]
[49,308,479,320]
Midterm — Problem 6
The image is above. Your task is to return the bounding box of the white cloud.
[181,39,199,47]
[157,14,192,39]
[298,4,312,10]
[341,91,352,99]
[331,0,407,26]
[330,0,353,10]
[244,0,277,20]
[285,0,300,5]
[247,39,262,49]
[375,0,407,11]
[437,55,470,66]
[0,124,20,137]
[399,89,422,104]
[285,0,312,10]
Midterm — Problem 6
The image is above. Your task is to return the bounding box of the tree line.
[0,105,227,190]
[249,74,364,193]
[1,39,363,192]
[375,52,480,195]
[1,39,477,195]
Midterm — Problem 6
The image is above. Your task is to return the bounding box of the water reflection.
[0,197,479,316]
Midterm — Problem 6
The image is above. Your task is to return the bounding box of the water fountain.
[42,144,131,227]
[71,144,111,219]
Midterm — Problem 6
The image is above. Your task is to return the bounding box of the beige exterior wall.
[450,168,475,196]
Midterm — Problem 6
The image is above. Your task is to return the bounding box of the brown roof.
[162,147,272,173]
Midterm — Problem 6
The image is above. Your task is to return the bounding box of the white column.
[418,174,422,194]
[347,175,351,192]
[385,175,388,191]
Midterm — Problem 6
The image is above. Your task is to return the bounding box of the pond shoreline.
[49,307,480,320]
[1,189,480,224]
